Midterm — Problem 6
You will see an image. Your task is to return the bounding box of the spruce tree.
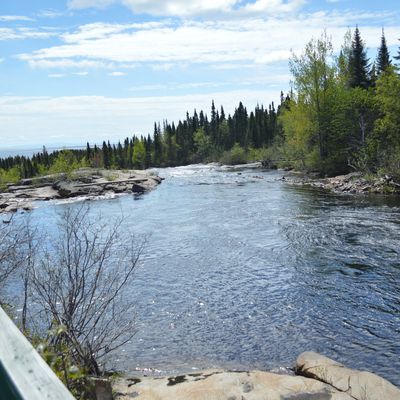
[348,27,370,89]
[102,141,110,168]
[376,29,391,74]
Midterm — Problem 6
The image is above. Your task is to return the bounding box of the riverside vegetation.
[1,26,400,399]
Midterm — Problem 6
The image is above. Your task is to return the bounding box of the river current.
[16,164,400,385]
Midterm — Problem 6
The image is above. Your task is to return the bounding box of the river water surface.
[20,165,400,385]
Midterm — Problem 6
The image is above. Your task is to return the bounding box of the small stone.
[242,382,253,393]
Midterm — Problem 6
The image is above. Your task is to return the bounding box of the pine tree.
[376,29,391,74]
[220,106,225,121]
[210,100,219,147]
[85,142,92,165]
[348,27,370,89]
[102,141,110,168]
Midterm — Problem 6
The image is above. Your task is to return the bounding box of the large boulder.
[131,182,147,193]
[296,352,400,400]
[53,181,103,198]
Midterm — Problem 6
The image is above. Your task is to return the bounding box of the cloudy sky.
[0,0,399,149]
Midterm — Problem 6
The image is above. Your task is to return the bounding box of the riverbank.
[284,171,400,195]
[212,161,400,195]
[0,168,162,213]
[110,352,399,400]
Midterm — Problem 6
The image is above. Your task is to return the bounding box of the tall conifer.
[348,27,370,89]
[376,29,391,74]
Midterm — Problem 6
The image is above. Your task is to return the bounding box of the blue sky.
[1,0,399,148]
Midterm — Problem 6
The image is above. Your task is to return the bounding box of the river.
[12,164,400,385]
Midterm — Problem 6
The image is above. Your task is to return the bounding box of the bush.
[0,166,21,189]
[49,150,85,177]
[220,143,247,165]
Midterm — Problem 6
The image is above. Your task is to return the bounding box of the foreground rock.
[286,171,400,195]
[0,168,162,214]
[297,352,400,400]
[112,352,399,400]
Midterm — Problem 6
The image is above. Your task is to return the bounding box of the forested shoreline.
[1,27,400,186]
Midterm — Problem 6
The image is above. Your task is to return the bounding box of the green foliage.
[289,32,336,161]
[193,128,212,161]
[279,99,312,169]
[220,143,247,165]
[348,27,371,89]
[49,150,83,177]
[132,139,146,169]
[376,30,391,75]
[281,28,392,177]
[30,325,94,400]
[0,166,21,189]
[372,67,400,178]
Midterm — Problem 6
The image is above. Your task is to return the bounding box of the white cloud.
[151,63,174,71]
[243,0,305,13]
[67,0,304,17]
[18,58,117,69]
[72,71,89,76]
[254,50,292,64]
[128,76,290,92]
[0,90,281,146]
[108,71,126,76]
[37,9,66,18]
[68,0,115,9]
[48,74,65,78]
[18,14,400,71]
[0,15,34,22]
[62,22,131,42]
[0,27,58,41]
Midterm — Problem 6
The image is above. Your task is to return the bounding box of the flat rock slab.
[113,369,354,400]
[0,168,162,213]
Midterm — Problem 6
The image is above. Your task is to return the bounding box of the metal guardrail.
[0,306,75,400]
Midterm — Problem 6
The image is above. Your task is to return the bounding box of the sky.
[0,0,399,149]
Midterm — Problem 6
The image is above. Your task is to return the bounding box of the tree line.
[1,26,400,183]
[0,99,283,183]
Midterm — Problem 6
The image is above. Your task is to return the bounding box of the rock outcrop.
[287,172,400,194]
[296,352,400,400]
[113,369,353,400]
[112,353,400,400]
[0,168,163,213]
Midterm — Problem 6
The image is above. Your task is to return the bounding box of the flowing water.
[13,164,400,384]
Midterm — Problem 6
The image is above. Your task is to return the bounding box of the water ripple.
[20,165,400,386]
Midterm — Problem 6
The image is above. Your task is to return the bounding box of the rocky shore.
[0,168,163,214]
[110,352,400,400]
[285,171,400,195]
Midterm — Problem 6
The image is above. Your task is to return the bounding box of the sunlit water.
[11,164,400,385]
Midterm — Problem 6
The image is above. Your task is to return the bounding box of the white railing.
[0,306,75,400]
